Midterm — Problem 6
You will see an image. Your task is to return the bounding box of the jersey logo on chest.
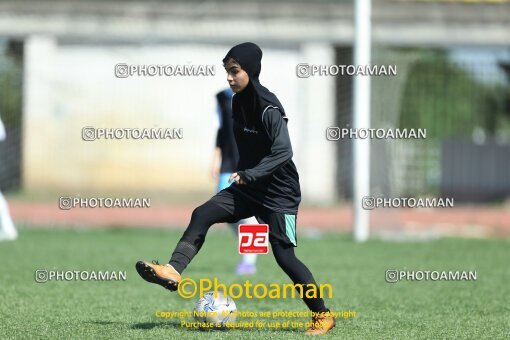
[243,127,259,134]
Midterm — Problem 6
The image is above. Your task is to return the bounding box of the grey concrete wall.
[0,1,509,46]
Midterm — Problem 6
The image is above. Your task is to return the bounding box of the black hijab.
[223,42,286,128]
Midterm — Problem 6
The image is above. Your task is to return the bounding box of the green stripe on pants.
[284,214,297,246]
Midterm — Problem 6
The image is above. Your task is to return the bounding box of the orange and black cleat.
[135,260,181,292]
[305,311,336,335]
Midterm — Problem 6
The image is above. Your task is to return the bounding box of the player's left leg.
[0,191,17,241]
[271,241,335,335]
[256,211,335,335]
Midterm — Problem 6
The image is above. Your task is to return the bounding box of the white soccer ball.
[194,291,237,327]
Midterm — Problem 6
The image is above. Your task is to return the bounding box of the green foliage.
[0,43,23,128]
[399,52,510,139]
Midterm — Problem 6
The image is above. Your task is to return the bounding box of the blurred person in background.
[211,87,258,275]
[0,113,17,241]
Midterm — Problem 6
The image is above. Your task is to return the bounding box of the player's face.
[225,61,249,93]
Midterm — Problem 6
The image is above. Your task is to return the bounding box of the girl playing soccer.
[136,42,335,335]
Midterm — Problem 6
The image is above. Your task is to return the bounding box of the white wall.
[23,36,336,203]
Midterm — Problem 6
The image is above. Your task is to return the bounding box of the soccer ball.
[194,291,237,327]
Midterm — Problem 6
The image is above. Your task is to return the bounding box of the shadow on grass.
[131,321,183,330]
[88,320,182,330]
[131,321,244,333]
[137,321,307,334]
[89,320,305,334]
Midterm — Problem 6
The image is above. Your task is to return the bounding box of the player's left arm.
[234,108,293,184]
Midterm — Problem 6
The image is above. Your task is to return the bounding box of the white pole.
[353,0,371,242]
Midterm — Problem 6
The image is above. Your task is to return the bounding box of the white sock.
[242,253,257,265]
[0,191,17,239]
[236,216,259,265]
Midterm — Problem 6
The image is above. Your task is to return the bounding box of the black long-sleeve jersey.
[232,105,301,214]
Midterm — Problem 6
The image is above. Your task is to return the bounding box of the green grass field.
[1,227,509,339]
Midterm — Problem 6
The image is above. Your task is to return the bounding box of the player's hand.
[229,172,246,185]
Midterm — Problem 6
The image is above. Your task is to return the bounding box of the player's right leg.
[136,188,251,291]
[135,260,182,291]
[136,201,234,291]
